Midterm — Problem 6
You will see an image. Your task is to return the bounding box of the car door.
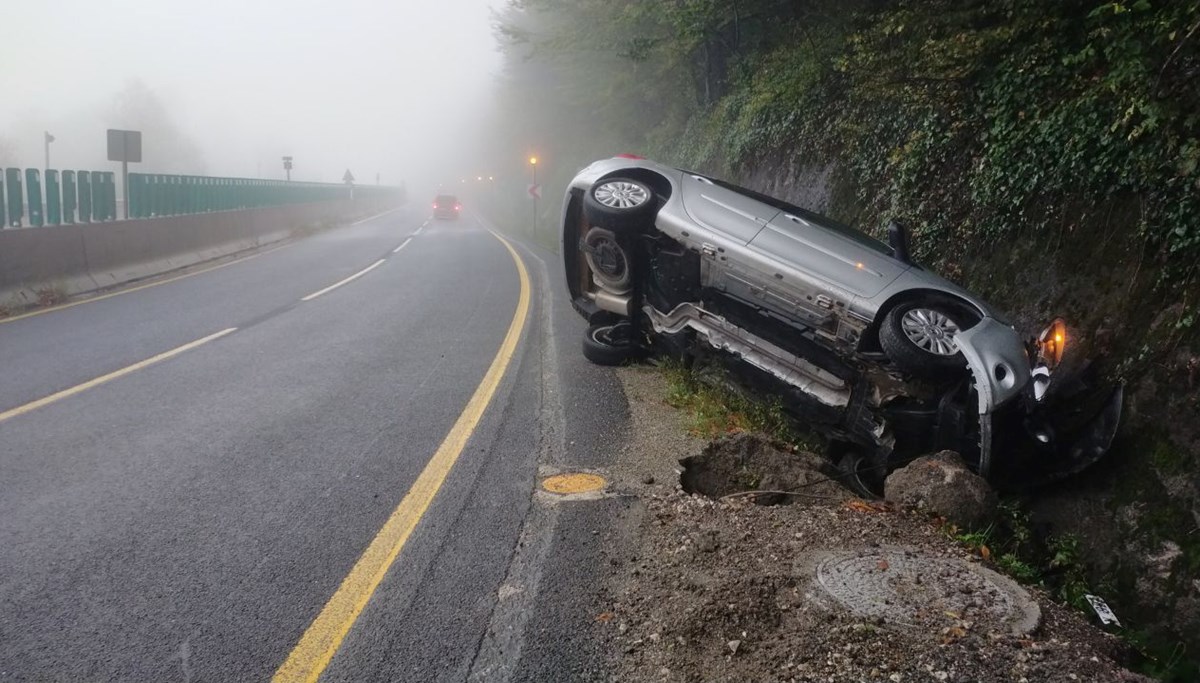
[679,173,778,244]
[749,211,907,299]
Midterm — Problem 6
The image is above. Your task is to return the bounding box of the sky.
[0,0,503,190]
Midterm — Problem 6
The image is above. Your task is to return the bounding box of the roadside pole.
[528,155,540,241]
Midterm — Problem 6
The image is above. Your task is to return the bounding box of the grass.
[660,359,822,450]
[946,500,1085,601]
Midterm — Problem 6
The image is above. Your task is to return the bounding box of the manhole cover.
[814,549,1040,634]
[541,472,607,495]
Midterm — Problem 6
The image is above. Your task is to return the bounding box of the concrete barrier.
[0,196,399,309]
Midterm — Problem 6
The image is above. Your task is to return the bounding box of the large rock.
[884,450,998,529]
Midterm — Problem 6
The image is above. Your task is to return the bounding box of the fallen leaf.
[595,612,614,623]
[877,559,890,571]
[941,626,967,643]
[980,545,991,561]
[846,499,876,512]
[845,499,888,513]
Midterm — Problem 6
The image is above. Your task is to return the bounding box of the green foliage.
[947,501,1094,607]
[1047,534,1092,609]
[996,553,1042,583]
[662,361,820,450]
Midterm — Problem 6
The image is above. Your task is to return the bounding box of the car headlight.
[1037,318,1067,370]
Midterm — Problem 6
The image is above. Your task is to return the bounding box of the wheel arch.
[858,288,986,353]
[596,168,674,202]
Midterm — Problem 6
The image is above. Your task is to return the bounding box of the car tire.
[879,299,976,377]
[838,450,885,498]
[583,177,657,232]
[581,321,642,366]
[582,227,634,293]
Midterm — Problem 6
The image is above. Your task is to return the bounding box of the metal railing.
[2,168,117,227]
[2,168,401,227]
[126,173,398,218]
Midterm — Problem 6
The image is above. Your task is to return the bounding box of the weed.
[950,527,992,551]
[661,360,821,451]
[1046,534,1091,609]
[34,286,66,308]
[995,553,1041,584]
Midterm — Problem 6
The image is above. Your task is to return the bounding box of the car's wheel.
[583,177,656,231]
[838,450,885,498]
[879,299,977,377]
[582,321,642,366]
[582,227,633,293]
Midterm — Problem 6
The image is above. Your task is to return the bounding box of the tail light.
[615,153,645,159]
[433,203,438,209]
[455,204,461,211]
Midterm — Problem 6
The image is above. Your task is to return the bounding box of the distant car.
[433,194,461,220]
[560,156,1122,493]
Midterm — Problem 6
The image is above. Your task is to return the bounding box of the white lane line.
[351,207,402,225]
[0,328,238,424]
[301,259,387,302]
[392,238,413,254]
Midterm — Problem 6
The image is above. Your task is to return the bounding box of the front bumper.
[986,379,1124,490]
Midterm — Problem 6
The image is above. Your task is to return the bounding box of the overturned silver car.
[561,156,1122,493]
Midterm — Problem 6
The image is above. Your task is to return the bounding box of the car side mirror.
[888,219,913,265]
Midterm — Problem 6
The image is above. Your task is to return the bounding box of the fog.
[0,0,502,193]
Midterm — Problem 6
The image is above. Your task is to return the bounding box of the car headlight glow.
[1037,318,1068,369]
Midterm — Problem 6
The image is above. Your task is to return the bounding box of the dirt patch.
[600,365,1149,683]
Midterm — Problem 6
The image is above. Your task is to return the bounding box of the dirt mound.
[680,433,853,505]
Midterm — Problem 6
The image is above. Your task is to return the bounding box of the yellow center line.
[300,259,387,302]
[0,327,238,424]
[272,230,531,683]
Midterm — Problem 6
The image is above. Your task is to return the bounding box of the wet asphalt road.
[0,208,629,682]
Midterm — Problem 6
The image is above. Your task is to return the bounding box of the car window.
[694,174,893,256]
[435,194,457,204]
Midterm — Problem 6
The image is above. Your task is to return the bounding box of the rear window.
[435,195,457,205]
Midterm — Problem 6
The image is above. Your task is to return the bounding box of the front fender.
[955,318,1031,414]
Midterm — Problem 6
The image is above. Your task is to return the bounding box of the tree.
[107,80,206,174]
[0,135,15,168]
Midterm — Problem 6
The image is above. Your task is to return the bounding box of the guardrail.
[1,168,402,227]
